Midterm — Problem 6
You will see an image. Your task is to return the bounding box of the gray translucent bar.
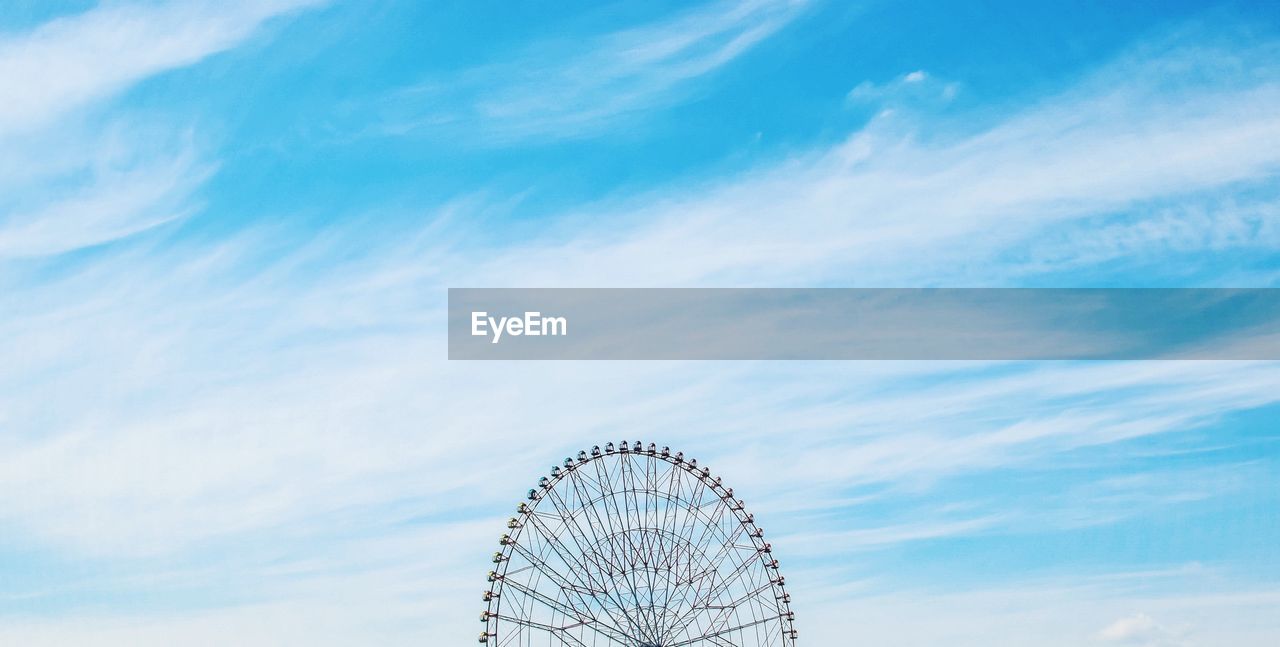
[448,288,1280,360]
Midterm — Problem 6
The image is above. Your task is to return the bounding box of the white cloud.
[0,131,210,257]
[0,1,322,258]
[4,21,1280,563]
[846,68,958,107]
[376,0,807,143]
[778,516,1004,556]
[438,36,1280,287]
[0,0,322,137]
[1007,195,1280,275]
[1099,613,1191,646]
[788,583,1279,647]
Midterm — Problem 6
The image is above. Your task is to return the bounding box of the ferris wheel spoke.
[586,453,655,635]
[570,464,662,641]
[625,457,655,607]
[515,511,643,638]
[505,532,622,623]
[495,576,597,626]
[493,581,638,647]
[491,613,600,647]
[517,510,602,593]
[655,491,737,638]
[567,471,654,636]
[687,548,766,620]
[506,538,595,599]
[681,579,778,644]
[654,483,706,641]
[621,455,664,640]
[664,611,790,647]
[657,507,745,634]
[701,579,776,616]
[658,539,764,642]
[619,456,677,645]
[682,475,727,571]
[538,481,616,588]
[684,508,756,592]
[673,468,709,544]
[618,466,647,563]
[514,517,599,597]
[681,494,738,583]
[635,461,661,637]
[651,459,681,629]
[679,541,751,615]
[654,457,690,634]
[559,469,614,574]
[705,635,738,647]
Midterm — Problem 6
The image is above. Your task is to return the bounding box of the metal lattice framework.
[480,441,797,646]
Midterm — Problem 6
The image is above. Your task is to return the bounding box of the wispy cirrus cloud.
[375,0,807,143]
[6,19,1278,562]
[0,0,323,137]
[0,0,324,259]
[845,69,961,110]
[453,35,1280,286]
[795,580,1278,646]
[0,126,211,258]
[1099,613,1191,646]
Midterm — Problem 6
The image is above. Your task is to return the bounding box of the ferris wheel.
[480,441,798,646]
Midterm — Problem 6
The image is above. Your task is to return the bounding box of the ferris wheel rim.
[480,442,798,647]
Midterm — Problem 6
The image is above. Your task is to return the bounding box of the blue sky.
[1,1,1279,645]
